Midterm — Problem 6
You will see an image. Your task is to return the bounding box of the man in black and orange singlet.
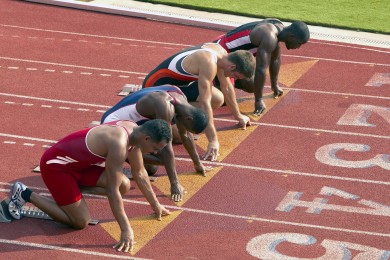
[101,85,210,202]
[143,43,255,161]
[8,119,171,253]
[214,18,310,115]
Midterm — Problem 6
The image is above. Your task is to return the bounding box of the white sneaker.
[8,182,28,220]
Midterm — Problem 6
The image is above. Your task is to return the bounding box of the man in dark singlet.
[143,43,255,161]
[214,18,310,115]
[8,119,171,252]
[101,85,210,202]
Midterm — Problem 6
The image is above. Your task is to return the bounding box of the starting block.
[0,197,12,223]
[118,84,141,96]
[0,197,99,225]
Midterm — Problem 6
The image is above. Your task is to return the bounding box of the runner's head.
[175,104,208,134]
[226,50,255,79]
[283,21,310,49]
[138,119,171,154]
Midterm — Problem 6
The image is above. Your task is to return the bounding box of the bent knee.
[211,91,224,109]
[119,176,131,195]
[70,217,90,229]
[211,98,224,109]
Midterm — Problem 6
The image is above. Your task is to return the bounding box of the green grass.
[139,0,390,34]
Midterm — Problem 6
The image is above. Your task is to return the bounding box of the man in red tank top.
[8,119,171,252]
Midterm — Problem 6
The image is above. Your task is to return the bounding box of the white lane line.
[0,185,388,238]
[284,54,390,66]
[0,23,190,47]
[0,56,147,75]
[0,239,145,260]
[309,40,390,54]
[0,93,111,108]
[77,108,90,112]
[217,118,390,139]
[0,133,388,186]
[4,99,104,113]
[175,157,390,186]
[0,133,55,143]
[0,91,389,140]
[2,23,389,53]
[283,86,390,100]
[2,29,388,67]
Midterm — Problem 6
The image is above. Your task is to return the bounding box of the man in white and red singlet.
[101,85,210,202]
[8,119,171,253]
[214,19,310,115]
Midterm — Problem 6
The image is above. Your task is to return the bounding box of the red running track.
[0,0,389,259]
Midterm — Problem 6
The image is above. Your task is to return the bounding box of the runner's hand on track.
[194,162,212,177]
[272,85,284,99]
[203,140,220,161]
[152,203,171,220]
[253,98,266,116]
[113,229,135,252]
[237,114,251,130]
[171,182,186,202]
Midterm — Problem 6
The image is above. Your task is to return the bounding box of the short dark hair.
[139,119,171,143]
[290,21,310,43]
[188,106,208,134]
[228,50,255,78]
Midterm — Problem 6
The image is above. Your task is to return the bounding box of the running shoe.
[8,182,28,220]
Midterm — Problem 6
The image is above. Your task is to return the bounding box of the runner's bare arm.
[176,121,208,176]
[269,46,284,98]
[253,48,272,115]
[128,147,171,219]
[104,134,134,252]
[152,96,185,201]
[159,142,185,201]
[197,61,220,161]
[216,69,250,129]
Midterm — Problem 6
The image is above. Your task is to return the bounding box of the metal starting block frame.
[0,197,12,223]
[118,84,141,96]
[0,197,99,225]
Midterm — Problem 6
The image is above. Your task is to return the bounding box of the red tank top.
[41,120,134,170]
